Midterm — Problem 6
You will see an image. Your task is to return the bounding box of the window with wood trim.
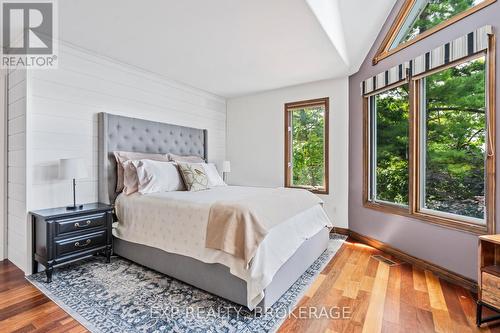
[364,50,496,235]
[368,84,410,207]
[373,0,496,64]
[285,98,329,194]
[418,56,487,222]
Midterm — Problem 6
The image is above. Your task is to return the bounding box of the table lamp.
[222,160,231,182]
[59,158,88,210]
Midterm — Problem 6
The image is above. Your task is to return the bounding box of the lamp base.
[66,205,83,211]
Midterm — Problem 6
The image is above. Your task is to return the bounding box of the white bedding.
[114,185,333,309]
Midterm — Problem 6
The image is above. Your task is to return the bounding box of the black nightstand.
[31,203,113,282]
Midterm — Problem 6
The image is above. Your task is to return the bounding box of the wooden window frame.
[372,0,497,65]
[364,37,496,235]
[363,81,411,215]
[284,97,329,195]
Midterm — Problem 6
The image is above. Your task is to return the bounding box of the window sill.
[286,185,328,195]
[364,201,489,235]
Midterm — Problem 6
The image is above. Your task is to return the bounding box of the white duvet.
[114,185,333,309]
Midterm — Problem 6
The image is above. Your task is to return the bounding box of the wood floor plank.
[399,298,419,332]
[413,267,429,293]
[400,263,417,307]
[342,280,360,300]
[322,245,352,275]
[11,324,36,333]
[414,290,432,312]
[333,263,358,291]
[359,276,374,292]
[351,248,371,282]
[415,308,436,333]
[306,274,327,298]
[0,285,41,309]
[440,278,470,328]
[0,294,50,321]
[361,262,390,333]
[425,271,448,311]
[364,256,379,279]
[326,295,356,333]
[351,290,370,325]
[342,247,372,300]
[43,320,84,333]
[425,271,455,333]
[0,302,59,332]
[383,265,401,325]
[31,307,68,329]
[381,320,399,333]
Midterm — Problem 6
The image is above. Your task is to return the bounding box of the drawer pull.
[74,239,91,247]
[74,220,91,228]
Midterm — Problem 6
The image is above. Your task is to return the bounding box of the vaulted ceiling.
[59,0,396,97]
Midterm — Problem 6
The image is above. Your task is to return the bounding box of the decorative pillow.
[133,160,185,194]
[114,151,169,192]
[203,163,226,187]
[168,153,205,163]
[177,162,210,192]
[122,160,140,195]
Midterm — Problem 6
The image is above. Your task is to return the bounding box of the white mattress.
[114,185,333,309]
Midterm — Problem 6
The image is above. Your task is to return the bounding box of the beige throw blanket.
[206,187,323,266]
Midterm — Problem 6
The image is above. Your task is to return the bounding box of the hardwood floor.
[278,238,500,333]
[0,260,87,333]
[0,238,498,333]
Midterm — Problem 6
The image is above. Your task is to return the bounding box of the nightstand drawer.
[55,213,107,236]
[55,230,106,257]
[482,272,500,308]
[483,290,500,309]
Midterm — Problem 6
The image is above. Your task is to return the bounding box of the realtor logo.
[1,0,58,68]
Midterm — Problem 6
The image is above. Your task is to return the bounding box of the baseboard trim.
[331,227,349,236]
[347,229,478,293]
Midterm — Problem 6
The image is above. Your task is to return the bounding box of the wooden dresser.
[477,234,500,327]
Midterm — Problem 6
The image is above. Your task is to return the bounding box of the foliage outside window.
[420,56,486,221]
[366,55,492,232]
[369,85,410,206]
[285,98,328,194]
[391,0,487,49]
[373,0,495,64]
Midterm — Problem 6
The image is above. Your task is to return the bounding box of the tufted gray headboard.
[98,112,208,205]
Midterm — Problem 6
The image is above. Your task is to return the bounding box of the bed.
[97,112,332,310]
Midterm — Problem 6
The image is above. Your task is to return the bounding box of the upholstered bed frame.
[97,112,329,310]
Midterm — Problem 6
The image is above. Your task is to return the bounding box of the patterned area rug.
[27,234,346,333]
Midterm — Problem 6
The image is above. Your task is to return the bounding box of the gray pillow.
[168,153,205,163]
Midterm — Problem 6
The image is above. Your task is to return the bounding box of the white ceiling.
[59,0,395,98]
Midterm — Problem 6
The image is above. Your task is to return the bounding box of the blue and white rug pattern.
[27,234,346,333]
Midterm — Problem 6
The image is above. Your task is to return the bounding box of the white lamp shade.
[222,161,231,173]
[59,158,88,180]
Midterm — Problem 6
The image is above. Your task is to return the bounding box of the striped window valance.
[361,25,492,96]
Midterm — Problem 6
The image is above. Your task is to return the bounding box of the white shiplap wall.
[0,70,7,261]
[7,68,28,270]
[8,43,227,273]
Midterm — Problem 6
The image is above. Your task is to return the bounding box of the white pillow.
[203,163,226,187]
[133,160,185,194]
[114,151,169,193]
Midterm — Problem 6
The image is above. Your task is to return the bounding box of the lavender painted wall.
[349,0,500,280]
